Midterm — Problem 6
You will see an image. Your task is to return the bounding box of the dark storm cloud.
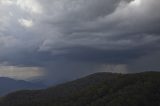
[0,0,160,83]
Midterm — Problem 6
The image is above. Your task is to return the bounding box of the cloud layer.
[0,0,160,84]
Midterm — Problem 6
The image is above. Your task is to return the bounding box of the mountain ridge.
[0,71,160,106]
[0,77,45,96]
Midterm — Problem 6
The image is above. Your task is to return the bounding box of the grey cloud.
[0,0,160,84]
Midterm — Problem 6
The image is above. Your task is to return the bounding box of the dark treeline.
[0,71,160,106]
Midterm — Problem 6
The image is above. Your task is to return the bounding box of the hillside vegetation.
[0,71,160,106]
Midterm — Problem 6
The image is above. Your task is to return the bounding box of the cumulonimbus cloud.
[0,0,160,84]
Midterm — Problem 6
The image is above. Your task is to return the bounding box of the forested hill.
[0,77,45,96]
[0,71,160,106]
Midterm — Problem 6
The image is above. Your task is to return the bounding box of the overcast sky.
[0,0,160,84]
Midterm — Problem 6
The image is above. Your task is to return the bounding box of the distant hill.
[0,77,45,96]
[0,71,160,106]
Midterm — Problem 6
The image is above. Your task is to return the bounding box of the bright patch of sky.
[18,19,33,27]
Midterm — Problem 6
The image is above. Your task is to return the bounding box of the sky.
[0,0,160,85]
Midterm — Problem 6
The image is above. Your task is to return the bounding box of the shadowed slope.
[0,71,160,106]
